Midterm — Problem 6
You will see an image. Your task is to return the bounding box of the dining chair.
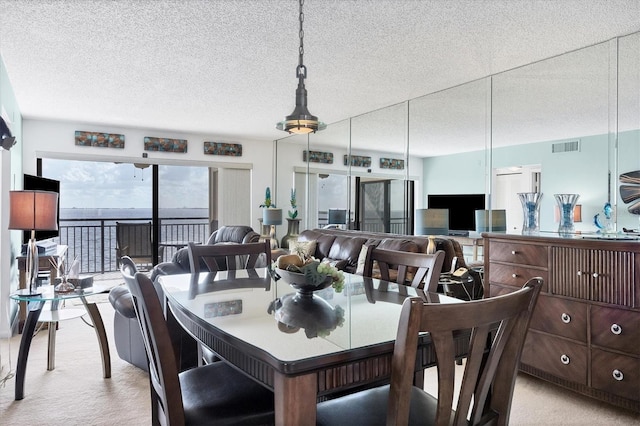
[187,239,272,366]
[363,245,445,292]
[121,267,275,425]
[116,221,164,270]
[316,277,543,426]
[187,240,272,274]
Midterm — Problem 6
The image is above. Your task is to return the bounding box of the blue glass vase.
[555,193,579,235]
[518,192,542,234]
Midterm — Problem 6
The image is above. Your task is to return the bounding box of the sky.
[42,158,209,210]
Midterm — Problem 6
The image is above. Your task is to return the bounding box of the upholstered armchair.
[110,225,260,370]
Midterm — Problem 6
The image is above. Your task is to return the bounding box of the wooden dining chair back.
[119,255,139,275]
[316,277,543,426]
[363,245,445,292]
[121,266,274,425]
[187,240,272,274]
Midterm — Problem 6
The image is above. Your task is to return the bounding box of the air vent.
[552,140,580,153]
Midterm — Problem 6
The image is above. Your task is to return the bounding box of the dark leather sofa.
[109,225,261,370]
[293,228,482,296]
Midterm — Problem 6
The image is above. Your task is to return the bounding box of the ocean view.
[60,208,209,221]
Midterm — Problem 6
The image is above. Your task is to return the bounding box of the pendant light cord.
[297,0,306,80]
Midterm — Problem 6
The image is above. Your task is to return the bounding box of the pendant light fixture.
[276,0,325,134]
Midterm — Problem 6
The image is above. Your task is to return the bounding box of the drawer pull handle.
[511,250,517,255]
[613,369,624,381]
[561,313,571,323]
[512,273,518,278]
[577,271,582,276]
[611,324,622,335]
[560,354,570,365]
[592,272,599,278]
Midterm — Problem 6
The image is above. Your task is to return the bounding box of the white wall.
[22,118,273,227]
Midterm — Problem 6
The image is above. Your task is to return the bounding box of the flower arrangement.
[275,253,345,293]
[260,187,275,208]
[288,188,298,219]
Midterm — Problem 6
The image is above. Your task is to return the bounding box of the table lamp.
[263,208,282,249]
[415,208,449,235]
[9,190,59,296]
[475,209,507,232]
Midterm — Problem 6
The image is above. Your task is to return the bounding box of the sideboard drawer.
[529,294,587,342]
[521,331,587,385]
[489,241,547,267]
[591,348,640,401]
[489,263,548,290]
[591,306,640,355]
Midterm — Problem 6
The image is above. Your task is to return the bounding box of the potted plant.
[282,188,301,249]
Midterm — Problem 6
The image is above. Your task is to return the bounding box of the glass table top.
[10,284,112,302]
[158,268,460,364]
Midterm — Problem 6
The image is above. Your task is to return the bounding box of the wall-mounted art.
[204,141,242,156]
[344,155,372,167]
[380,158,405,170]
[75,131,125,148]
[304,150,333,164]
[144,137,188,153]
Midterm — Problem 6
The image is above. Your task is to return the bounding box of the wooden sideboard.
[483,232,640,413]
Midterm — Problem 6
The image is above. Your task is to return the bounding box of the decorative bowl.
[274,267,333,295]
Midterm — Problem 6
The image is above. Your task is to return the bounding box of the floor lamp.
[9,190,59,296]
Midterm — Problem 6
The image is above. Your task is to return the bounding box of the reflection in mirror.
[350,102,410,233]
[617,32,640,232]
[411,79,489,235]
[491,40,611,233]
[275,119,351,241]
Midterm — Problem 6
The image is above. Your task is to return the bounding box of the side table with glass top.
[10,284,111,400]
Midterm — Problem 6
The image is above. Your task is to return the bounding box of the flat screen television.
[23,174,60,242]
[427,194,485,234]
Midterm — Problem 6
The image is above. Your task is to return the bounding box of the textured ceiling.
[1,0,639,157]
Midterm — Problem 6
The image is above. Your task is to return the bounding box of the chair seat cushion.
[179,362,274,425]
[316,384,440,426]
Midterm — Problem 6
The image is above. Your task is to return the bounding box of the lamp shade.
[475,209,507,232]
[9,190,59,231]
[263,208,283,226]
[415,208,449,235]
[328,209,347,225]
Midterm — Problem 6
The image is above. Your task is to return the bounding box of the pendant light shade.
[276,0,325,134]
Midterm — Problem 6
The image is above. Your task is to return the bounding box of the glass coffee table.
[10,284,111,400]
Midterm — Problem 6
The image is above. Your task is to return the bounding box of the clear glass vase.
[555,193,579,235]
[518,192,543,235]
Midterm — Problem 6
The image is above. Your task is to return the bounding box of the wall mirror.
[491,39,612,234]
[276,30,640,238]
[617,31,640,231]
[414,78,489,235]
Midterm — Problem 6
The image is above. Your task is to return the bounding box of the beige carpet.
[1,302,638,425]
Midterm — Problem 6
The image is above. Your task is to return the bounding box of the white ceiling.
[1,0,639,157]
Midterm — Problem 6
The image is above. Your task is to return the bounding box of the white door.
[493,165,541,232]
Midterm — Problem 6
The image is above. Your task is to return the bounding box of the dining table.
[158,268,469,426]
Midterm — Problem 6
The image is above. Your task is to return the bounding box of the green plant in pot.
[288,188,298,219]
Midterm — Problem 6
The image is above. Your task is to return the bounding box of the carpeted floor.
[1,302,638,425]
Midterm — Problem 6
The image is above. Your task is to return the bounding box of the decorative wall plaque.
[204,142,242,156]
[75,131,124,148]
[344,155,372,167]
[144,137,188,153]
[303,150,333,164]
[380,158,405,170]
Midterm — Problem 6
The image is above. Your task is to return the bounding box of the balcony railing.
[55,214,407,275]
[57,217,209,274]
